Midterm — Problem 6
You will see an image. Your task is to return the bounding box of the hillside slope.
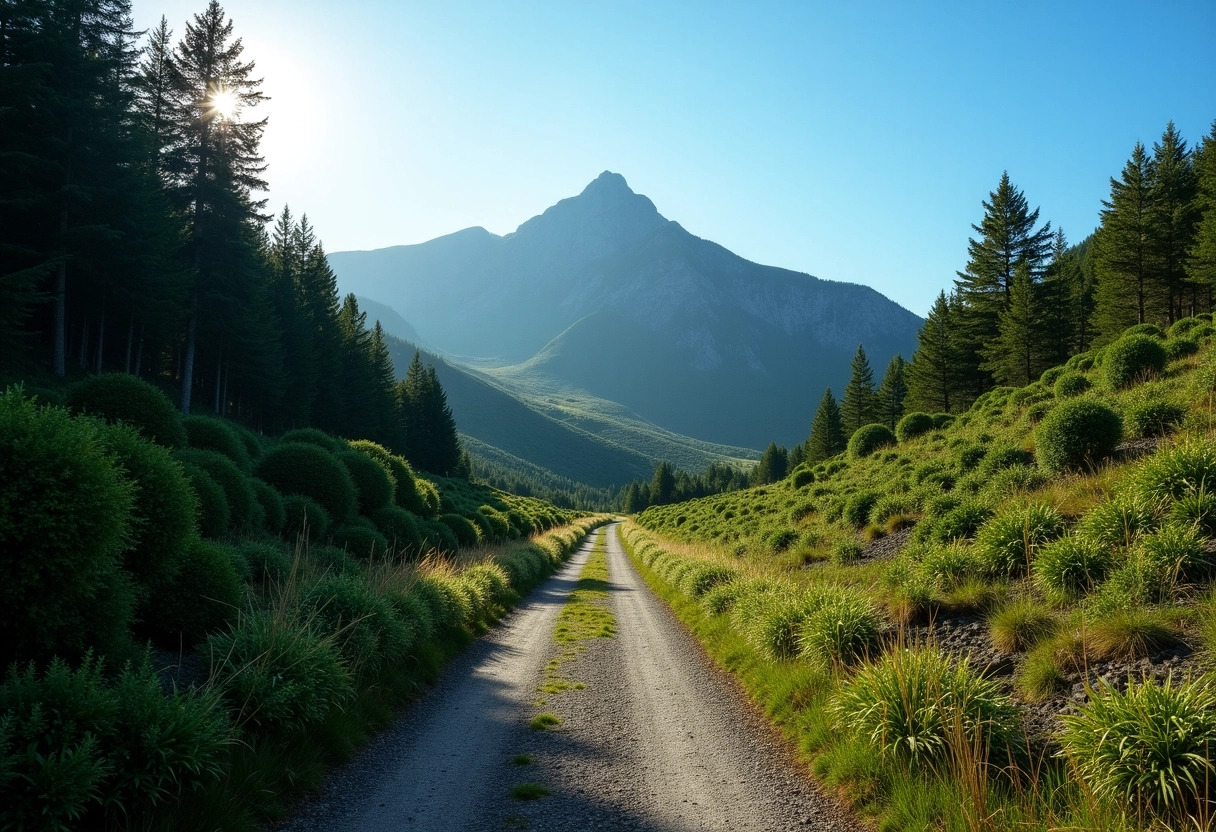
[331,172,922,448]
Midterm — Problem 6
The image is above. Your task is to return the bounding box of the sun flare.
[209,88,238,120]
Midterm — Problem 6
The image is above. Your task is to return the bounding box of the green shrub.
[207,611,352,734]
[237,540,291,583]
[1034,398,1123,473]
[832,648,1019,771]
[797,592,881,668]
[988,597,1057,653]
[982,464,1049,500]
[1053,372,1091,398]
[1123,322,1166,340]
[1125,399,1187,437]
[1173,489,1216,536]
[790,467,816,488]
[1034,534,1112,599]
[331,522,390,558]
[250,478,286,535]
[1104,334,1168,389]
[182,414,251,471]
[977,444,1034,477]
[848,423,896,459]
[421,520,460,554]
[843,491,879,527]
[1058,675,1216,825]
[953,442,987,472]
[919,542,983,590]
[831,538,864,566]
[976,502,1064,577]
[1023,399,1055,425]
[346,441,429,515]
[1087,608,1179,661]
[338,449,395,514]
[1139,522,1209,583]
[439,513,481,548]
[931,500,993,543]
[1169,317,1202,338]
[300,573,410,675]
[679,564,736,597]
[1165,337,1200,360]
[478,505,513,540]
[766,527,800,554]
[931,413,955,429]
[1066,351,1095,371]
[281,427,343,453]
[282,494,332,541]
[896,412,935,442]
[65,372,185,447]
[175,447,257,534]
[97,423,196,592]
[0,392,135,664]
[1081,492,1161,549]
[1134,441,1216,503]
[144,539,243,646]
[178,463,229,540]
[256,441,356,522]
[1017,644,1069,701]
[1040,365,1066,386]
[370,505,423,553]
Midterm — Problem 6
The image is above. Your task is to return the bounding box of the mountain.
[331,172,923,449]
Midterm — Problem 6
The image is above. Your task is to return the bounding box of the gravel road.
[278,524,860,832]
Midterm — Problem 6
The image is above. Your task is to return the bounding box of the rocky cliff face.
[329,173,922,448]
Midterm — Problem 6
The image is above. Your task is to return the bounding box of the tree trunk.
[95,295,106,374]
[180,290,198,413]
[78,316,89,368]
[221,358,229,417]
[134,321,145,377]
[213,346,223,414]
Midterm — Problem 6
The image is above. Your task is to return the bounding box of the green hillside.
[628,319,1216,831]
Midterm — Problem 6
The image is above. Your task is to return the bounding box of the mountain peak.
[581,170,632,196]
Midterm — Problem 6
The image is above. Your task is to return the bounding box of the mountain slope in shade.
[332,172,923,449]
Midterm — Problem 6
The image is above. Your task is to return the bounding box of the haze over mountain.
[330,172,922,449]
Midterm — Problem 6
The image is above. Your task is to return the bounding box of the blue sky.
[136,1,1216,317]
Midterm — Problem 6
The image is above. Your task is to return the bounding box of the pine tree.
[840,344,875,435]
[906,290,962,413]
[1188,122,1216,307]
[368,321,403,449]
[986,262,1042,386]
[1149,122,1198,319]
[874,354,907,432]
[398,350,461,475]
[953,172,1054,399]
[750,442,788,486]
[806,388,846,464]
[1094,142,1158,337]
[650,461,675,506]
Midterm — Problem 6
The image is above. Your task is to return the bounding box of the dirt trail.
[280,524,858,832]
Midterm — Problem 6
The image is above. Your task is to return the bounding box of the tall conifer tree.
[1188,122,1216,307]
[806,388,846,464]
[875,355,907,432]
[840,344,875,435]
[1149,122,1198,319]
[906,291,962,413]
[1094,143,1158,337]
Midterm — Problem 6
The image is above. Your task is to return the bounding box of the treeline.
[795,120,1215,453]
[0,0,465,475]
[620,460,751,513]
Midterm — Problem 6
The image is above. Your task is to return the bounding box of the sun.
[209,88,238,120]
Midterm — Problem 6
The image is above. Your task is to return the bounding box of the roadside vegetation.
[0,380,605,830]
[629,322,1216,831]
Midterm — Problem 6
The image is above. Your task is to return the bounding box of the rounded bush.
[421,520,460,554]
[931,413,955,429]
[282,494,332,542]
[301,573,410,674]
[182,414,251,471]
[1034,535,1112,599]
[144,539,243,646]
[1104,334,1168,389]
[308,543,359,576]
[1165,337,1199,360]
[0,393,135,664]
[765,527,799,554]
[1081,493,1160,549]
[176,447,257,534]
[250,478,286,535]
[178,463,230,539]
[1034,399,1122,473]
[281,427,343,453]
[390,590,435,644]
[1066,351,1095,371]
[256,441,356,522]
[207,611,352,734]
[370,505,423,553]
[338,449,394,514]
[895,412,934,442]
[477,505,512,541]
[789,466,816,488]
[1039,366,1065,387]
[98,423,197,591]
[680,565,737,598]
[976,503,1064,577]
[331,522,390,558]
[931,500,993,543]
[797,592,881,668]
[843,491,879,528]
[848,423,896,459]
[1139,523,1209,583]
[1125,399,1186,438]
[977,444,1034,477]
[439,513,481,548]
[237,540,291,583]
[1052,372,1091,399]
[65,372,185,447]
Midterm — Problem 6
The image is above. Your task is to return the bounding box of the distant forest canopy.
[795,122,1216,461]
[0,0,468,477]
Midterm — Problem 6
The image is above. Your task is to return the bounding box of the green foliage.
[281,427,343,453]
[207,611,353,735]
[178,463,230,540]
[988,597,1057,653]
[144,539,243,646]
[65,373,185,447]
[1034,398,1123,472]
[1059,675,1216,825]
[1104,334,1168,389]
[843,491,879,528]
[1053,371,1091,398]
[1033,534,1112,599]
[421,520,460,554]
[976,443,1034,476]
[1040,365,1066,386]
[1133,440,1216,503]
[930,500,993,543]
[338,449,395,514]
[679,564,736,598]
[300,574,410,675]
[250,478,286,535]
[1165,336,1199,360]
[975,502,1064,577]
[847,423,896,460]
[282,494,332,541]
[895,411,934,442]
[766,527,800,554]
[832,648,1019,771]
[331,522,390,558]
[1081,492,1161,549]
[807,387,847,463]
[182,414,252,471]
[0,392,134,664]
[831,538,864,566]
[237,540,291,584]
[1125,399,1187,437]
[439,513,482,548]
[256,441,357,522]
[175,447,258,535]
[370,505,423,553]
[1139,523,1210,584]
[796,591,881,668]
